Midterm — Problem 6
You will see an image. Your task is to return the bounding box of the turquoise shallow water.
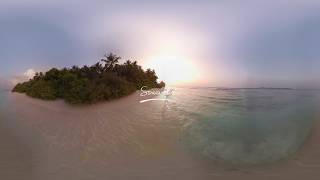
[172,88,319,164]
[0,88,320,179]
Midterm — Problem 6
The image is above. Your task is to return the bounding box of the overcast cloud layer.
[0,0,320,88]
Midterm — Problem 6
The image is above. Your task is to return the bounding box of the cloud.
[1,0,320,88]
[23,69,36,79]
[10,69,36,86]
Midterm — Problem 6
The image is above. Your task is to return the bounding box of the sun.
[144,54,199,85]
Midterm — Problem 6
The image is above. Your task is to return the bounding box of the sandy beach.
[0,90,320,180]
[2,0,320,179]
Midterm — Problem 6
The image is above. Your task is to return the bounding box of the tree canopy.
[12,53,165,104]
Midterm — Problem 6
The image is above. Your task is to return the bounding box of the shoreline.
[1,90,320,179]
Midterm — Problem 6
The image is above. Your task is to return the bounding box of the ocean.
[0,88,319,179]
[174,88,319,164]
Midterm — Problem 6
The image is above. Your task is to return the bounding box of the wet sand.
[0,118,33,180]
[1,92,320,180]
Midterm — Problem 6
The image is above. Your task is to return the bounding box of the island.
[12,53,165,104]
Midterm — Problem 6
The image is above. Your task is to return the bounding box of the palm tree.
[124,60,132,65]
[92,62,103,74]
[101,53,121,71]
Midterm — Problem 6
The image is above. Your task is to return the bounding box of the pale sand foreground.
[1,92,320,180]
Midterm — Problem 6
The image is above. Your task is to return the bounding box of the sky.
[0,0,320,88]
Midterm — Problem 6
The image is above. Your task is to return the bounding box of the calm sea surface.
[0,88,319,179]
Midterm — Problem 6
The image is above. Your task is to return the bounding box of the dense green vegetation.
[12,53,165,104]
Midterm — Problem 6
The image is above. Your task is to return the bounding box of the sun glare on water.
[144,55,199,85]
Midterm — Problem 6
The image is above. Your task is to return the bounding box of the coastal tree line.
[12,53,165,104]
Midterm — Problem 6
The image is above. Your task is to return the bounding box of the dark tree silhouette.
[12,53,165,104]
[101,53,121,71]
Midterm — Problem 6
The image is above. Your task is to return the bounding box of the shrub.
[12,53,165,104]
